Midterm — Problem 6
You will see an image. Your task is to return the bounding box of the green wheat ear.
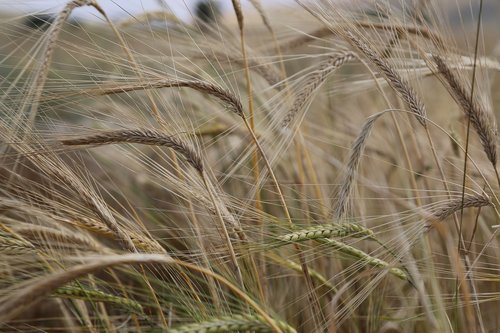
[166,314,296,333]
[52,284,144,314]
[275,223,373,244]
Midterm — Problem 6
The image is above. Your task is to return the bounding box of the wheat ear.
[275,223,373,244]
[433,55,497,166]
[282,52,355,127]
[82,79,243,117]
[333,111,386,219]
[24,0,94,126]
[344,30,427,127]
[167,315,296,333]
[424,193,491,230]
[320,238,408,281]
[61,129,203,174]
[53,285,143,314]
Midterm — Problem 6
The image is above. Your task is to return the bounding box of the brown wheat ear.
[61,128,203,174]
[424,193,491,230]
[344,30,427,127]
[75,79,244,118]
[333,111,387,219]
[433,55,497,166]
[282,52,356,128]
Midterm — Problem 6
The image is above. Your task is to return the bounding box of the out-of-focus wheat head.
[0,0,499,332]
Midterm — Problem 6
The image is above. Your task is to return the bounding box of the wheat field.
[0,0,499,332]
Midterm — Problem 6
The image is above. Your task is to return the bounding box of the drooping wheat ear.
[282,52,356,128]
[433,55,497,166]
[61,128,203,174]
[27,153,137,252]
[275,223,373,245]
[37,0,90,83]
[167,315,296,333]
[0,238,36,254]
[424,193,491,229]
[88,79,243,117]
[344,30,427,127]
[333,111,386,219]
[53,285,143,314]
[0,228,36,254]
[50,214,163,253]
[320,238,408,281]
[13,225,108,253]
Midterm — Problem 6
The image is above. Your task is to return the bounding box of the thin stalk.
[457,1,485,331]
[241,117,326,331]
[230,0,265,303]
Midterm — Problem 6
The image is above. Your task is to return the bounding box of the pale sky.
[0,1,294,23]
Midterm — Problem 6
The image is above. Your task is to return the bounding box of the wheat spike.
[61,128,204,174]
[167,315,296,333]
[433,55,497,166]
[276,223,373,244]
[282,52,355,127]
[344,30,427,127]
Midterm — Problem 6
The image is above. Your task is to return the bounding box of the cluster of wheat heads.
[0,0,499,332]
